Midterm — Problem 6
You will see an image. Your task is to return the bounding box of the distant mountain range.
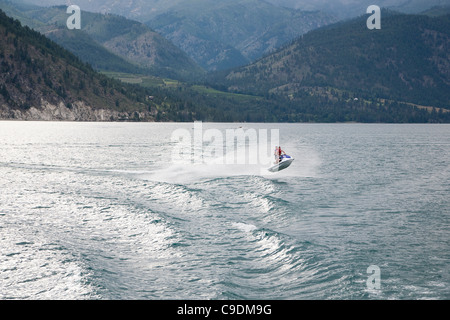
[16,0,449,20]
[0,1,204,80]
[11,0,338,71]
[0,9,153,120]
[144,0,337,71]
[267,0,448,18]
[0,8,277,122]
[1,2,449,123]
[14,0,449,72]
[11,0,449,72]
[0,8,220,121]
[210,10,450,110]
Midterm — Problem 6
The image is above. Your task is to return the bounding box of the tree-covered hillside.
[0,9,284,122]
[211,11,450,110]
[146,0,337,71]
[0,1,205,81]
[1,7,449,123]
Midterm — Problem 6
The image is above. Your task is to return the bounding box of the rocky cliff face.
[0,100,156,121]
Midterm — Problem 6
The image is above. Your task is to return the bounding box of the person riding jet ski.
[268,146,294,172]
[274,146,286,163]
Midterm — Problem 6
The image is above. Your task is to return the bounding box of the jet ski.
[268,154,294,172]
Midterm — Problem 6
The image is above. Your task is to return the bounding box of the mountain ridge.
[210,11,450,109]
[0,1,205,80]
[0,9,188,121]
[145,0,337,71]
[1,5,449,123]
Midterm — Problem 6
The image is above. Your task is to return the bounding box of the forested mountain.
[265,0,447,18]
[12,0,337,71]
[0,9,282,122]
[18,0,447,20]
[0,1,204,80]
[145,0,336,71]
[1,5,449,123]
[210,11,450,111]
[13,0,184,20]
[0,9,203,121]
[420,5,450,17]
[0,9,138,119]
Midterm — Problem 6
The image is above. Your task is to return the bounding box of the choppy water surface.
[1,122,449,299]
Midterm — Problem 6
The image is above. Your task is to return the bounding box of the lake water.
[0,121,449,299]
